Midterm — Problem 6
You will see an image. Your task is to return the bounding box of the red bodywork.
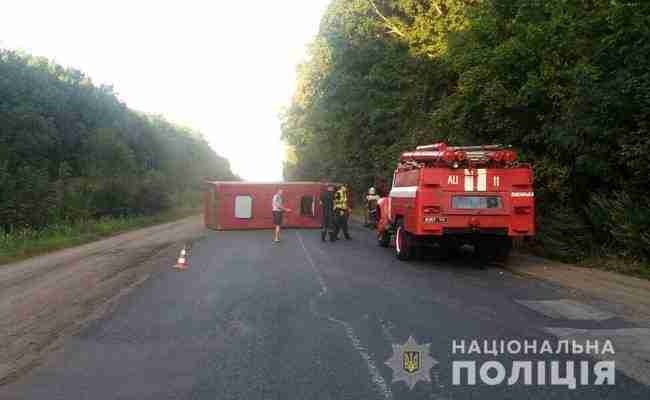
[204,181,332,230]
[377,144,535,239]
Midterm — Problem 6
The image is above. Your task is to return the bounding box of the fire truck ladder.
[449,145,512,163]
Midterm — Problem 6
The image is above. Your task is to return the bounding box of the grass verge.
[0,207,200,266]
[577,255,650,281]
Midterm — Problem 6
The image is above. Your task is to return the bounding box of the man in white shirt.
[272,188,289,242]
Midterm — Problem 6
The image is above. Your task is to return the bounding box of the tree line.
[282,0,650,263]
[0,49,236,232]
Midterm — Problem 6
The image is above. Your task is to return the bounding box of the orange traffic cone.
[174,247,189,270]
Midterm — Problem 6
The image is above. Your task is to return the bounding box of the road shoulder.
[0,215,206,386]
[504,252,650,323]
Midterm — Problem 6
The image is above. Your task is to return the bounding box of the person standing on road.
[319,184,336,241]
[272,188,290,243]
[364,186,380,226]
[333,185,351,240]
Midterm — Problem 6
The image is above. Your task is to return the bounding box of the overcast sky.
[0,0,330,181]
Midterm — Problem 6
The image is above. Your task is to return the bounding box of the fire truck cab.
[376,143,535,261]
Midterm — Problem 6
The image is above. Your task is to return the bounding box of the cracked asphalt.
[2,222,649,399]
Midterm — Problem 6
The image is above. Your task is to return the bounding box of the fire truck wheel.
[395,222,414,261]
[377,228,390,247]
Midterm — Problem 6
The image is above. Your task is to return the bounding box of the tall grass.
[0,207,200,265]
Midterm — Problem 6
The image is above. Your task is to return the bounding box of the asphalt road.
[2,223,649,399]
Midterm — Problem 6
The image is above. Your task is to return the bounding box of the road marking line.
[297,232,328,295]
[515,299,615,321]
[296,232,393,400]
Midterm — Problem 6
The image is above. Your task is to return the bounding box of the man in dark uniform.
[319,184,335,241]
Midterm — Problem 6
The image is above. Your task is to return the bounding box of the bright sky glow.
[0,0,330,181]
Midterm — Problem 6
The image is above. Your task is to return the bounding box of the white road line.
[297,232,328,295]
[296,231,394,400]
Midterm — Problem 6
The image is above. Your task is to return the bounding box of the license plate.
[452,196,502,209]
[424,216,447,224]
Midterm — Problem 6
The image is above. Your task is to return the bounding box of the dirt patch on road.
[0,215,206,385]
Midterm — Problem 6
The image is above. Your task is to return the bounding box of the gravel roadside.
[0,215,206,385]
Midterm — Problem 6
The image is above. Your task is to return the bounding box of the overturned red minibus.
[204,181,335,230]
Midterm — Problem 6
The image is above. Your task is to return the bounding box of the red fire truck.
[376,143,535,261]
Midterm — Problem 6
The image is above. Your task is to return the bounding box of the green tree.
[0,48,237,230]
[283,0,650,263]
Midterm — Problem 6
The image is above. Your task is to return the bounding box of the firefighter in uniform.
[364,187,380,227]
[333,185,351,240]
[319,184,336,241]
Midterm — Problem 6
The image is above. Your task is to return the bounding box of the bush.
[588,192,650,260]
[132,171,172,215]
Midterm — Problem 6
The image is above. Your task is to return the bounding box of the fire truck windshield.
[452,195,503,209]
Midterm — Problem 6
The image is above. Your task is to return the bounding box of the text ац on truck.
[376,143,535,262]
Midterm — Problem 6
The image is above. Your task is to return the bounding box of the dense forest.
[282,0,650,263]
[0,49,236,232]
